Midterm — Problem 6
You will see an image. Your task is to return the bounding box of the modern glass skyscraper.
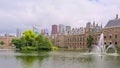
[16,28,21,38]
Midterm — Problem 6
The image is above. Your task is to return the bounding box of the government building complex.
[50,14,120,49]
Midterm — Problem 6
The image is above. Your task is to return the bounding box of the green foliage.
[22,46,37,51]
[52,46,59,51]
[22,30,37,46]
[12,30,53,51]
[87,35,93,48]
[0,41,5,45]
[16,51,50,68]
[36,34,52,50]
[22,30,36,39]
[116,46,120,51]
[41,38,52,50]
[36,34,45,49]
[12,38,23,49]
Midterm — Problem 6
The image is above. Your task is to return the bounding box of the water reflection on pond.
[15,51,50,68]
[0,50,120,68]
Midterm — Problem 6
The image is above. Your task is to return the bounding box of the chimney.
[115,14,118,19]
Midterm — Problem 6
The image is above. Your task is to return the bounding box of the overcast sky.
[0,0,120,34]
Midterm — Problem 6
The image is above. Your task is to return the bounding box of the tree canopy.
[87,35,93,48]
[12,30,53,51]
[0,41,5,45]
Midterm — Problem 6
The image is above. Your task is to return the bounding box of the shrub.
[116,46,120,51]
[52,46,59,51]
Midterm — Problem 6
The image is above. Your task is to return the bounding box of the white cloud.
[0,0,120,33]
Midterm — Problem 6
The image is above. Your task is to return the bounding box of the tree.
[36,34,52,50]
[12,30,53,51]
[36,34,45,49]
[22,30,36,39]
[0,41,5,45]
[22,30,37,46]
[12,38,23,49]
[12,30,37,50]
[87,35,93,48]
[41,38,52,50]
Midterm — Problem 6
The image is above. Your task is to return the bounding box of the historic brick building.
[103,14,120,46]
[51,14,120,49]
[0,35,15,46]
[51,35,65,48]
[51,22,102,48]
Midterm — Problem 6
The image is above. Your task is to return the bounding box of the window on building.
[95,38,97,40]
[110,35,112,39]
[104,36,106,39]
[115,34,117,39]
[110,42,112,45]
[104,42,106,45]
[115,42,117,45]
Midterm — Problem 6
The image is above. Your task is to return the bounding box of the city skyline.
[0,0,120,33]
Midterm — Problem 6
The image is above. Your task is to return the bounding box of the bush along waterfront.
[12,30,58,51]
[116,46,120,52]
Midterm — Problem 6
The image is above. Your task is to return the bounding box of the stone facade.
[0,36,15,46]
[103,14,120,46]
[65,34,86,48]
[51,14,120,48]
[51,35,65,48]
[103,27,120,46]
[51,22,102,48]
[51,32,101,49]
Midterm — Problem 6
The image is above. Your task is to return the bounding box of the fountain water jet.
[92,33,117,54]
[105,44,117,53]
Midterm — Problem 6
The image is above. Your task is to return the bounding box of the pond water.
[0,50,120,68]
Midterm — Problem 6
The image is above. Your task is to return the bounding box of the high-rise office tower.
[58,24,65,35]
[51,24,58,35]
[66,26,71,34]
[16,28,21,38]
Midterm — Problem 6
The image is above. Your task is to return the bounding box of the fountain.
[92,33,117,54]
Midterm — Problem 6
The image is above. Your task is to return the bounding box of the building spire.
[115,14,118,19]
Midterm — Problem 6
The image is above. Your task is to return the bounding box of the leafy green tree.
[36,34,45,49]
[87,35,93,48]
[12,38,23,49]
[12,30,53,51]
[22,30,37,46]
[40,38,52,50]
[22,30,36,39]
[36,34,52,50]
[44,38,52,50]
[12,30,37,50]
[20,36,27,46]
[0,41,5,45]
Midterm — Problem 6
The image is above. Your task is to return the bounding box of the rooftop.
[105,14,120,28]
